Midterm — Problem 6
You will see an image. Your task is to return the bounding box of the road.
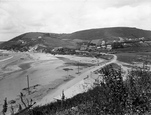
[37,53,118,105]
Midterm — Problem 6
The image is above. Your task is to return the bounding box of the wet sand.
[19,62,32,70]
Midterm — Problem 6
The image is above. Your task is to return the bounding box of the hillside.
[0,41,4,45]
[0,32,76,51]
[0,27,151,51]
[65,27,151,41]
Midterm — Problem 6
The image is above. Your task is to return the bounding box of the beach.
[0,51,104,114]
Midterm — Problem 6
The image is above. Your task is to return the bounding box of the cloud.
[0,0,151,41]
[81,3,151,29]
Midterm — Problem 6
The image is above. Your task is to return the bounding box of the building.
[106,45,112,50]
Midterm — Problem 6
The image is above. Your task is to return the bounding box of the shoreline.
[0,52,106,113]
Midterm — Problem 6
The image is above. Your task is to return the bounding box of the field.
[113,46,151,53]
[116,51,151,64]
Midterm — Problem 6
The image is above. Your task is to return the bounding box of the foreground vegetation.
[10,63,151,115]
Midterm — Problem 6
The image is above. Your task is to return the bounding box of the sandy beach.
[0,51,104,114]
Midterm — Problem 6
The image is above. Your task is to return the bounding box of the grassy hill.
[0,32,76,51]
[63,27,151,41]
[0,27,151,51]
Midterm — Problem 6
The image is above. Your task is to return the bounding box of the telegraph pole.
[27,75,30,95]
[78,61,79,74]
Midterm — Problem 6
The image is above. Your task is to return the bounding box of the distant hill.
[0,32,76,51]
[64,27,151,41]
[0,27,151,51]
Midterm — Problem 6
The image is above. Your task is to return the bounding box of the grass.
[116,53,138,64]
[113,46,151,53]
[116,51,151,64]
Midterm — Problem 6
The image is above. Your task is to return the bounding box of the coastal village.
[51,36,150,55]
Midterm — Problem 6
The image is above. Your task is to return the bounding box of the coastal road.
[37,54,118,105]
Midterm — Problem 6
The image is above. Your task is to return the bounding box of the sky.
[0,0,151,41]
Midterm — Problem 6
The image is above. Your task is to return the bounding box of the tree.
[2,98,7,115]
[99,65,128,114]
[18,104,22,112]
[126,65,151,114]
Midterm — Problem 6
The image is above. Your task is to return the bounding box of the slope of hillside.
[65,27,151,41]
[0,33,76,51]
[0,27,151,51]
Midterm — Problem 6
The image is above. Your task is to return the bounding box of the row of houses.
[79,40,112,51]
[79,37,148,51]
